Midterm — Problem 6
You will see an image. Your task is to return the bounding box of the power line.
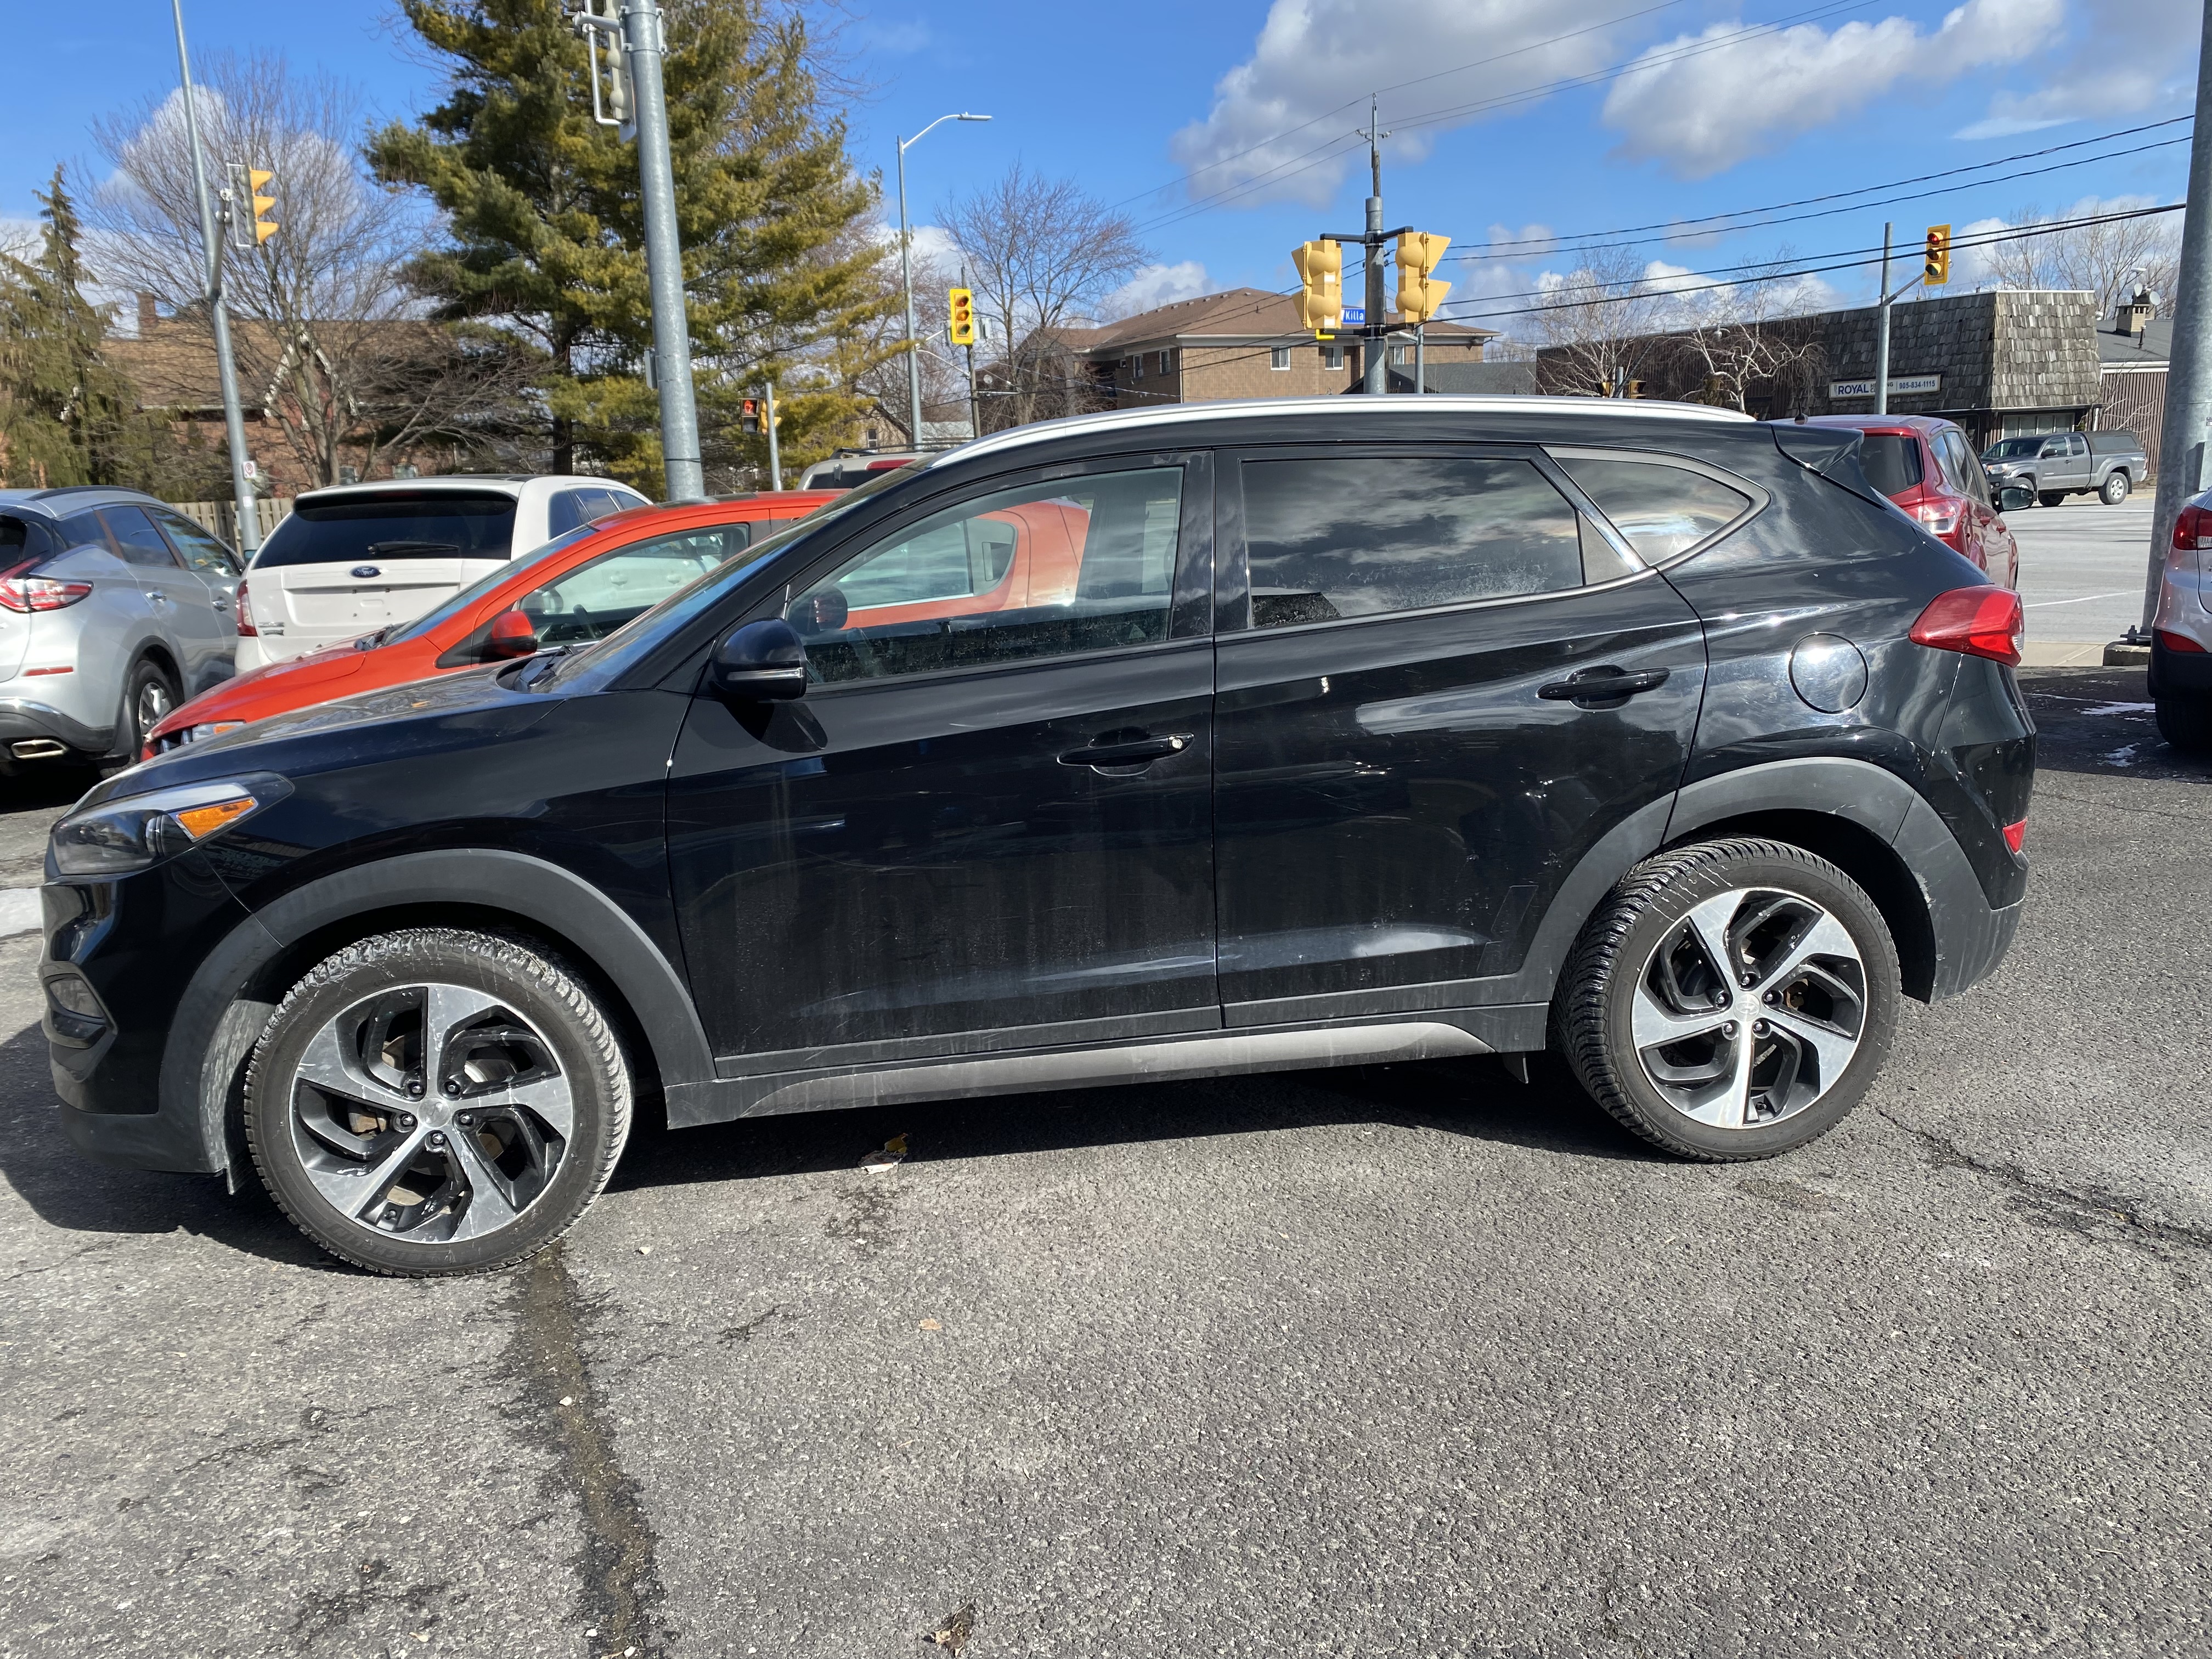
[1451,116,2196,261]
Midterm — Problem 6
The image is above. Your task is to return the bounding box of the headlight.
[185,721,249,744]
[50,775,291,876]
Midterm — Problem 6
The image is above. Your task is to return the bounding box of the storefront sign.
[1830,374,1942,399]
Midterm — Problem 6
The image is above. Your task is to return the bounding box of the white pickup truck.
[1979,428,2148,506]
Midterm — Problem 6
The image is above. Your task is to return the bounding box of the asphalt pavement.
[1,669,2207,1659]
[2010,495,2158,651]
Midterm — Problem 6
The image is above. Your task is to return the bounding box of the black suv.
[42,398,2035,1276]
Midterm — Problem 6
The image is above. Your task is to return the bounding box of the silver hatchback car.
[0,486,242,769]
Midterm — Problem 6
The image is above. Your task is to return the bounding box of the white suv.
[2151,488,2212,753]
[235,475,648,670]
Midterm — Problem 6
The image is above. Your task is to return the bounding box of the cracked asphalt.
[1,664,2206,1659]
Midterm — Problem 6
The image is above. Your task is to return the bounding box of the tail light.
[2173,504,2212,552]
[2002,819,2027,855]
[235,578,257,636]
[2157,629,2207,654]
[0,577,93,613]
[1910,501,1961,538]
[1910,586,2023,665]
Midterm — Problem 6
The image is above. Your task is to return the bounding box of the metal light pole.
[762,379,781,492]
[1875,222,1893,415]
[2142,1,2212,631]
[897,112,990,449]
[171,1,259,552]
[621,1,702,500]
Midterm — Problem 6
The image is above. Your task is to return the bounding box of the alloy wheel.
[1629,887,1867,1130]
[134,678,172,744]
[284,981,573,1243]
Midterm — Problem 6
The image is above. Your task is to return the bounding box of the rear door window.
[1550,454,1758,562]
[98,505,185,569]
[251,491,518,569]
[1239,455,1584,629]
[57,511,114,554]
[154,510,242,577]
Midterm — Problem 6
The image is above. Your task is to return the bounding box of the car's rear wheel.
[2100,472,2129,505]
[121,658,179,757]
[2038,490,2066,508]
[1558,838,1900,1161]
[2155,690,2212,755]
[245,928,631,1276]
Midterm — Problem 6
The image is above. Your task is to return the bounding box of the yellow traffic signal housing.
[738,398,761,435]
[1291,239,1341,333]
[1395,231,1451,324]
[948,286,976,347]
[248,167,278,245]
[1924,223,1951,286]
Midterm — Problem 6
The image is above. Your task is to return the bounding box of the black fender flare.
[159,849,715,1174]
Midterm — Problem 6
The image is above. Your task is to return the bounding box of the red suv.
[1797,415,2019,589]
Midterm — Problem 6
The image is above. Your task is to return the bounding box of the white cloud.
[861,18,933,54]
[1602,0,2066,178]
[1099,261,1212,320]
[1956,0,2197,136]
[1170,0,1635,208]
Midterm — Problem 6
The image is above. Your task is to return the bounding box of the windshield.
[538,468,916,692]
[1982,438,2046,460]
[378,526,599,646]
[251,490,517,570]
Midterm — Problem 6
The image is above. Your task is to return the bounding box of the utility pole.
[171,1,259,553]
[1414,323,1426,396]
[574,0,702,500]
[961,265,981,439]
[896,113,990,449]
[2142,0,2212,633]
[762,380,781,492]
[1364,100,1386,394]
[1875,222,1892,415]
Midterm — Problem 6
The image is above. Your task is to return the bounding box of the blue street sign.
[1341,305,1367,326]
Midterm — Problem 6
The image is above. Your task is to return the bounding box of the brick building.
[1057,288,1494,408]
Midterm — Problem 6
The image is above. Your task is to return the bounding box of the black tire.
[1557,838,1900,1161]
[119,657,179,758]
[2155,690,2212,755]
[245,928,631,1276]
[2037,490,2066,509]
[2100,472,2129,505]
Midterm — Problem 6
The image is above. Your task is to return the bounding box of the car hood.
[153,639,373,736]
[92,661,550,807]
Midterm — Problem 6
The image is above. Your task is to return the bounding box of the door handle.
[1539,666,1670,707]
[1058,732,1193,768]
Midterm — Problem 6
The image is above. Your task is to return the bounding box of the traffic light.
[1395,231,1451,324]
[1924,224,1951,286]
[247,168,277,245]
[739,398,761,436]
[948,286,975,347]
[1292,239,1341,334]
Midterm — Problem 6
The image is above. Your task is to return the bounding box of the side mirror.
[1997,484,2035,512]
[487,608,540,658]
[712,617,808,701]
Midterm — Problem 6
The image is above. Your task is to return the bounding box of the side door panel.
[1211,445,1711,1023]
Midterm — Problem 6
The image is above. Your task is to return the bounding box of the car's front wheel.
[121,658,180,757]
[2100,472,2130,505]
[1558,839,1900,1160]
[245,928,632,1276]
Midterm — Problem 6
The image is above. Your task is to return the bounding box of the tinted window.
[2070,433,2089,456]
[1241,457,1581,629]
[155,510,240,577]
[1938,432,1990,505]
[546,490,590,537]
[792,466,1181,684]
[99,505,183,569]
[251,491,517,570]
[1984,438,2042,460]
[0,516,51,569]
[1553,456,1756,562]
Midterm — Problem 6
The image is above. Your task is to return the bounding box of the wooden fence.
[168,497,294,551]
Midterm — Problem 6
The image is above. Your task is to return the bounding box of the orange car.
[145,492,839,756]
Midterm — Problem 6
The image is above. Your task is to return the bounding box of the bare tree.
[938,167,1148,430]
[1658,259,1827,413]
[1981,204,2183,314]
[89,54,531,487]
[1530,245,1681,396]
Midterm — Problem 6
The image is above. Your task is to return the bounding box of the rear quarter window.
[1553,454,1759,562]
[251,492,518,570]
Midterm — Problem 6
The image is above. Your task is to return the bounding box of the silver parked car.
[0,486,242,769]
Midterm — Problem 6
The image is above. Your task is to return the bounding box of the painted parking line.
[0,888,38,939]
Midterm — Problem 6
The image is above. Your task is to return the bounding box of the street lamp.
[897,112,990,449]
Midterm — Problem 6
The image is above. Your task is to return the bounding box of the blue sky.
[7,0,2198,339]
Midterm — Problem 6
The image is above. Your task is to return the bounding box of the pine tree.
[368,0,898,489]
[0,168,149,489]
